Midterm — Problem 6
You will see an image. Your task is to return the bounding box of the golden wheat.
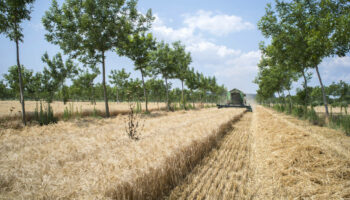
[0,107,245,199]
[0,101,168,117]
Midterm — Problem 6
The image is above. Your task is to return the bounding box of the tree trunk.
[165,77,169,111]
[288,90,292,112]
[16,39,26,125]
[315,65,329,121]
[102,51,110,117]
[116,87,119,103]
[191,89,195,108]
[140,70,148,112]
[302,69,308,112]
[181,80,184,109]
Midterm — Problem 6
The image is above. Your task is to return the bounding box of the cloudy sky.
[0,0,349,94]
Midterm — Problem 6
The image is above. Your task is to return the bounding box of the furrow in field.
[168,113,253,200]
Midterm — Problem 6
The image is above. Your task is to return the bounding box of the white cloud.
[318,56,350,83]
[151,12,259,93]
[184,10,254,36]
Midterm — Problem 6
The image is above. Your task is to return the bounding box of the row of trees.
[0,0,227,125]
[263,80,350,108]
[254,0,350,122]
[0,65,226,106]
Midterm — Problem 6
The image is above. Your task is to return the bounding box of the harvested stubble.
[250,106,350,199]
[0,107,246,199]
[168,113,253,200]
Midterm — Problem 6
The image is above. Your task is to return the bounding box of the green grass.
[270,103,350,135]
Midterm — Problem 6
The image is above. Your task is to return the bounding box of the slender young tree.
[41,52,78,103]
[185,67,199,108]
[146,78,166,109]
[0,0,35,125]
[42,0,151,117]
[151,41,176,111]
[173,41,192,109]
[117,32,156,112]
[72,68,99,103]
[109,68,130,103]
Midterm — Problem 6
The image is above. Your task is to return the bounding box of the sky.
[0,0,349,94]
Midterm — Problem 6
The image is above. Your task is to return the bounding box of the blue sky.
[0,0,349,94]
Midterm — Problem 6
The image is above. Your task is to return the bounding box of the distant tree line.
[0,65,226,106]
[259,80,350,110]
[0,0,227,125]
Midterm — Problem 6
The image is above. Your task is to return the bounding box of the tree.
[109,68,130,102]
[71,68,99,104]
[117,32,156,112]
[4,65,34,100]
[258,0,350,121]
[0,0,35,125]
[146,78,166,109]
[151,41,177,111]
[41,52,78,103]
[0,80,11,99]
[42,0,151,117]
[185,67,199,108]
[173,41,192,108]
[126,78,143,102]
[26,72,42,101]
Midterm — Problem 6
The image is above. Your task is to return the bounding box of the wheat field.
[0,101,169,118]
[1,104,350,199]
[0,107,245,199]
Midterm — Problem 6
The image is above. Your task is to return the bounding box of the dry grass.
[0,101,167,118]
[168,113,253,199]
[0,107,245,199]
[250,106,350,199]
[314,105,349,114]
[0,101,212,129]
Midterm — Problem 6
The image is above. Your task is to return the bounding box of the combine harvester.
[217,89,253,112]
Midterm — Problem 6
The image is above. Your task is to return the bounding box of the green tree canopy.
[0,0,36,125]
[42,0,152,117]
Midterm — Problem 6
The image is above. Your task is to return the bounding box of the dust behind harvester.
[217,89,252,112]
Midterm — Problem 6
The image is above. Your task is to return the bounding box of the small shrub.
[134,102,142,114]
[91,106,99,118]
[330,114,350,136]
[125,103,144,140]
[292,105,304,118]
[307,107,324,126]
[34,101,57,125]
[186,103,193,110]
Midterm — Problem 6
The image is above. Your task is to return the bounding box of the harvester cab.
[217,89,252,112]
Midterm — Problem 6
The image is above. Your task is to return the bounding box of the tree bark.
[301,69,309,112]
[181,80,184,109]
[116,87,119,103]
[165,77,169,111]
[140,69,148,112]
[16,39,26,125]
[191,89,195,108]
[315,65,329,120]
[288,90,292,112]
[102,51,110,117]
